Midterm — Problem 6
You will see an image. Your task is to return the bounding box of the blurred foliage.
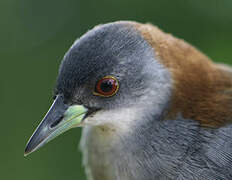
[1,0,232,179]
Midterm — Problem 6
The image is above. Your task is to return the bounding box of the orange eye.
[93,76,119,97]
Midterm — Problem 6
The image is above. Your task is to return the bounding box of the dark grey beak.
[24,95,88,156]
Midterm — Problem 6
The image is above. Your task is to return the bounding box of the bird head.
[24,21,172,155]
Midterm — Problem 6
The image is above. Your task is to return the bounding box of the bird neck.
[136,23,232,128]
[80,111,204,180]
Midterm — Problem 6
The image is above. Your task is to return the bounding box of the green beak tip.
[63,105,88,126]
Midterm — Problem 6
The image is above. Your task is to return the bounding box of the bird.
[25,21,232,180]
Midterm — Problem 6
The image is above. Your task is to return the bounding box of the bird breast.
[80,126,126,180]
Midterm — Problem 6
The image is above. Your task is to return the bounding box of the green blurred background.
[1,0,232,179]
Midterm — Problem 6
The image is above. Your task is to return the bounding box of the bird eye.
[93,76,119,97]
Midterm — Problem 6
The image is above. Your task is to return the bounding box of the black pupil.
[100,79,114,92]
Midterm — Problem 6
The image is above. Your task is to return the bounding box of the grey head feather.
[55,21,172,116]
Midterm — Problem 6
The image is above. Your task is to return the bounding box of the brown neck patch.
[134,23,232,128]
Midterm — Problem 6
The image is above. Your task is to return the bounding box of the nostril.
[50,115,64,128]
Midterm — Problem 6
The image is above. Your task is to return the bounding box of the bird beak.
[24,95,88,156]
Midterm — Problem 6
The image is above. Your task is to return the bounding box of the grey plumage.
[81,114,232,180]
